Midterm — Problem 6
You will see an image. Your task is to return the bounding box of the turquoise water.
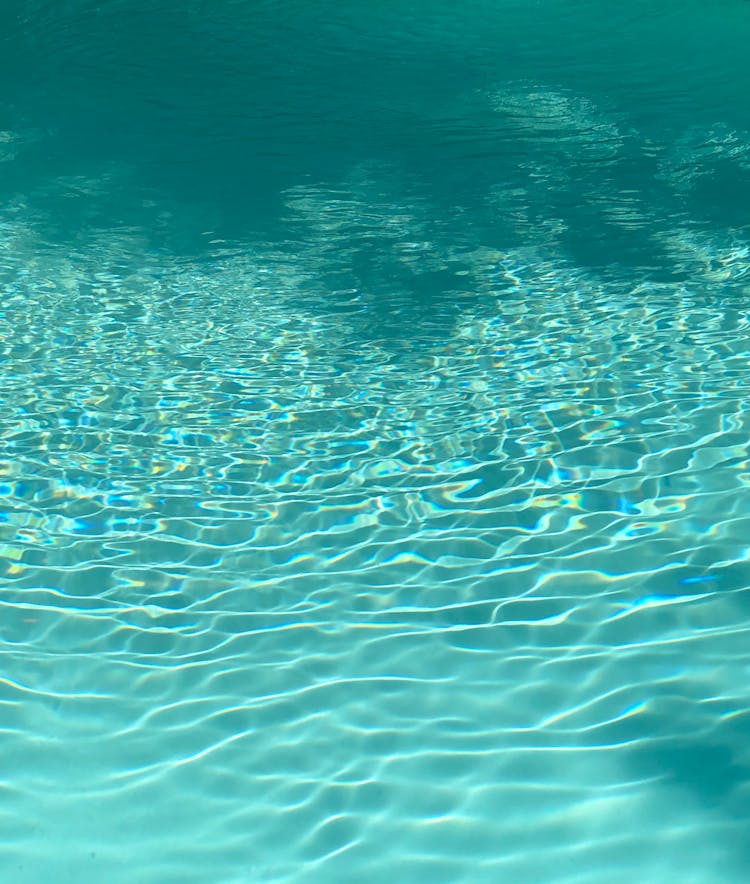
[3,1,750,880]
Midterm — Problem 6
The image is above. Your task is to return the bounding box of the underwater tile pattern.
[3,1,750,880]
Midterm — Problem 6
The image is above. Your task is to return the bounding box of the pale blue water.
[3,1,750,880]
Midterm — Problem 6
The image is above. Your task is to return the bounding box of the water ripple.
[3,4,750,880]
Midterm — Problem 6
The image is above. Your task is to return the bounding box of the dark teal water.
[3,2,750,881]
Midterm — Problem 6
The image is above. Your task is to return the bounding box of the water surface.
[3,1,750,881]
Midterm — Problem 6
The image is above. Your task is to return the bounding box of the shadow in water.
[625,715,750,875]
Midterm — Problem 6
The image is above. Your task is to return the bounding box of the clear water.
[3,1,750,880]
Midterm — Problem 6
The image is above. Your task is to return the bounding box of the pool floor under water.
[3,1,750,881]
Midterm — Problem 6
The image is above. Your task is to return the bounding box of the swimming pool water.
[3,1,750,880]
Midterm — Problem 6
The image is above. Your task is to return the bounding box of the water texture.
[2,1,750,881]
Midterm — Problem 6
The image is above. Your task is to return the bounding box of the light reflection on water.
[2,1,750,881]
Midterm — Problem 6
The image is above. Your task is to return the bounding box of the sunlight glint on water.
[2,1,750,881]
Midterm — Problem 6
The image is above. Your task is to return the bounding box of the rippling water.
[3,1,750,881]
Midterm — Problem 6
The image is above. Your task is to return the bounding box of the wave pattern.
[3,13,750,882]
